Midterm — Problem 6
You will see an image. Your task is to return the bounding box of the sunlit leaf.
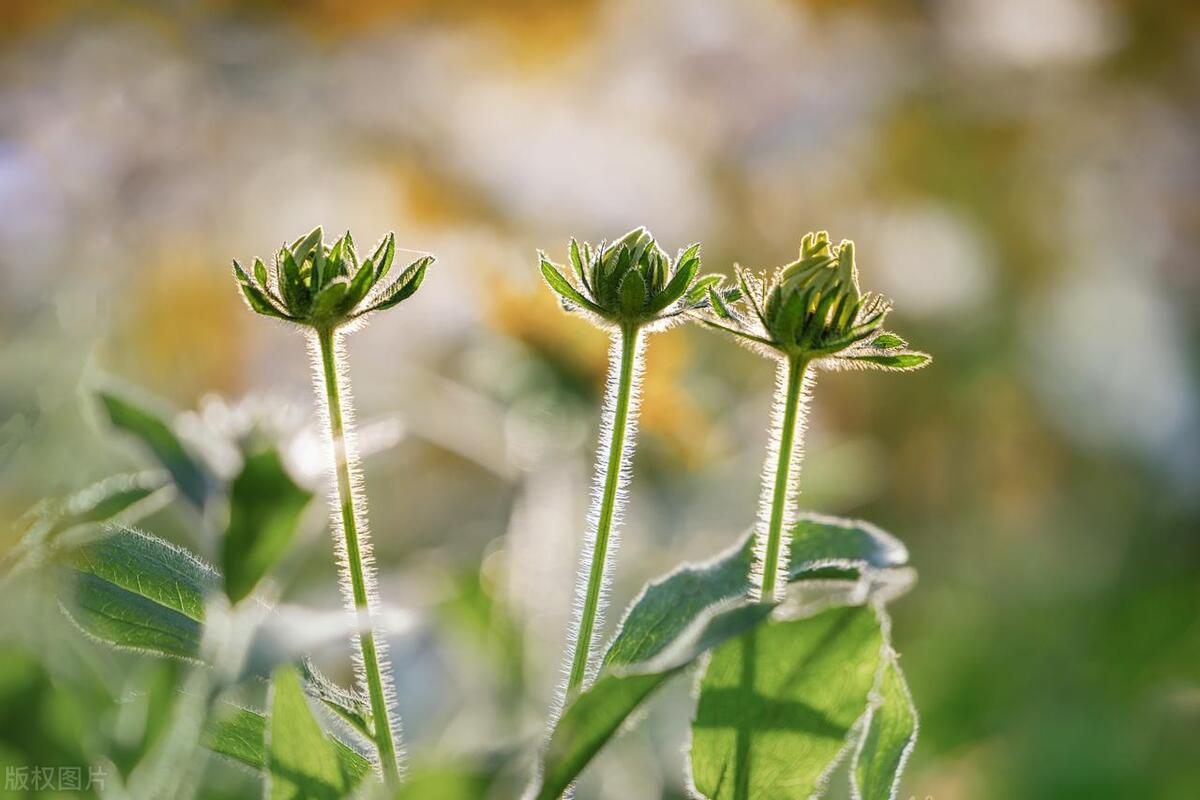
[60,526,218,659]
[603,514,907,669]
[267,666,351,799]
[222,448,313,604]
[203,703,371,785]
[853,648,918,800]
[535,603,775,800]
[842,352,931,371]
[690,605,883,799]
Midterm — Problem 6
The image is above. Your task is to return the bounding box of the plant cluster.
[8,225,929,799]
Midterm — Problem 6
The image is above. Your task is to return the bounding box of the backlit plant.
[10,224,929,800]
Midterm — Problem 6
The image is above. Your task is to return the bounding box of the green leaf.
[340,260,377,315]
[540,257,604,315]
[222,448,313,604]
[690,605,883,800]
[310,279,349,321]
[535,603,776,800]
[47,472,171,541]
[602,513,907,669]
[268,666,351,800]
[96,391,213,510]
[299,659,373,741]
[204,704,371,786]
[686,274,724,304]
[870,333,907,350]
[395,759,507,800]
[374,255,433,311]
[619,270,647,317]
[253,257,270,287]
[843,352,931,371]
[61,526,219,659]
[646,251,699,314]
[291,227,323,269]
[370,232,396,281]
[235,261,290,320]
[854,650,918,800]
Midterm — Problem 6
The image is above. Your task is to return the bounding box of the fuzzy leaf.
[291,227,323,269]
[253,257,270,287]
[96,391,213,510]
[370,232,396,281]
[60,526,219,659]
[222,448,313,604]
[843,352,931,371]
[367,255,433,313]
[235,262,289,320]
[690,605,883,800]
[603,514,907,669]
[687,274,724,304]
[619,270,647,317]
[280,248,307,315]
[646,251,699,314]
[340,259,376,315]
[854,650,918,800]
[310,279,349,321]
[535,603,776,800]
[870,333,907,350]
[300,660,373,741]
[540,257,603,315]
[43,472,170,542]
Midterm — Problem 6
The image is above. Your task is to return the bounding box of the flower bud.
[233,227,434,329]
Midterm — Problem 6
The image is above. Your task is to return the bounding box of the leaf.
[291,227,323,269]
[539,256,603,315]
[46,472,171,541]
[300,659,373,741]
[310,279,349,321]
[234,260,290,320]
[373,255,432,310]
[853,650,918,800]
[646,251,699,314]
[870,333,906,350]
[602,513,907,669]
[535,603,776,800]
[370,232,396,281]
[222,448,313,604]
[619,270,647,317]
[842,352,931,371]
[61,525,219,659]
[268,666,351,800]
[204,704,371,786]
[690,605,883,800]
[96,391,213,510]
[340,259,377,315]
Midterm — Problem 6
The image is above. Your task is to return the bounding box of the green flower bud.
[539,227,728,330]
[699,233,930,371]
[233,227,434,329]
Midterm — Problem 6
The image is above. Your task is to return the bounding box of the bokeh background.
[2,0,1198,797]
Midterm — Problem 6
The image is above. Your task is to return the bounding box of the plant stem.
[760,355,807,602]
[315,326,401,785]
[567,324,640,695]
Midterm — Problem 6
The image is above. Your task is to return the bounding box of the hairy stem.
[759,355,809,601]
[566,323,642,696]
[315,326,402,785]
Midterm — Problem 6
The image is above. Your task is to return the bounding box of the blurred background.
[1,0,1198,797]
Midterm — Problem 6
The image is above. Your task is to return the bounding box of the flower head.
[233,227,433,329]
[702,231,930,370]
[539,227,730,330]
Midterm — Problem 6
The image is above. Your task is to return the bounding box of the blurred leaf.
[603,514,907,669]
[204,704,371,785]
[97,390,213,510]
[60,526,218,660]
[394,759,506,800]
[299,660,373,742]
[690,605,883,799]
[222,448,313,604]
[268,666,350,800]
[535,603,775,800]
[853,650,918,800]
[870,333,907,350]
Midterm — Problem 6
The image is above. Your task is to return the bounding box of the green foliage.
[854,652,918,800]
[602,514,908,670]
[536,603,774,800]
[60,526,218,660]
[221,448,313,604]
[267,666,353,800]
[97,390,214,510]
[690,605,884,800]
[233,227,435,328]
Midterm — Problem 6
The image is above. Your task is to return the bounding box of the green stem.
[567,324,639,695]
[760,356,806,602]
[316,327,401,785]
